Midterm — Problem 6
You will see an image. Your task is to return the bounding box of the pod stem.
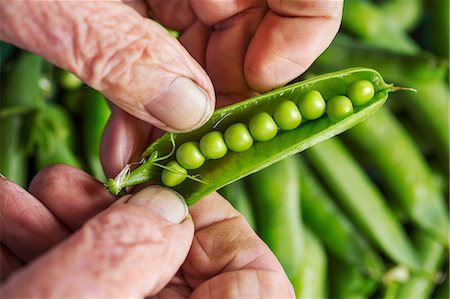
[390,86,417,93]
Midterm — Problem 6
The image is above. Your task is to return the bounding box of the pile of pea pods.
[1,0,448,298]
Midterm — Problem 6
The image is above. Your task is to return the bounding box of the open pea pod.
[106,67,397,205]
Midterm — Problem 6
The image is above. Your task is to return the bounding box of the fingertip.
[145,77,214,132]
[126,186,189,224]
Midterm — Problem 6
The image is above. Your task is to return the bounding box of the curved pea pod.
[0,52,42,186]
[303,138,421,271]
[245,156,303,295]
[344,107,449,244]
[81,88,110,181]
[297,228,327,299]
[106,68,397,204]
[385,230,446,299]
[218,180,255,229]
[298,158,384,278]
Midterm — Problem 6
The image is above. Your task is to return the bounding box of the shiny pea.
[224,123,254,152]
[249,112,278,141]
[298,90,326,120]
[199,131,228,159]
[273,101,302,130]
[347,80,375,106]
[327,95,354,123]
[161,160,187,187]
[176,141,206,169]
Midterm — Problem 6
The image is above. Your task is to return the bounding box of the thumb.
[0,1,215,132]
[1,186,194,298]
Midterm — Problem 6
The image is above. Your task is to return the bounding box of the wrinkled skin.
[0,0,342,297]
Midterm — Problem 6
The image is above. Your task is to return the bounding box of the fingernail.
[147,77,213,132]
[126,186,189,224]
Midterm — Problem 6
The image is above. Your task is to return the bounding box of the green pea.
[224,123,254,152]
[161,160,187,187]
[273,101,302,130]
[298,90,326,120]
[347,80,375,106]
[327,95,354,123]
[249,112,278,141]
[199,131,228,159]
[176,141,206,169]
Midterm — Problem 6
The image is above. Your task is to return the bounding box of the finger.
[1,244,23,282]
[205,7,266,100]
[0,178,70,261]
[178,20,211,68]
[186,0,266,100]
[100,103,153,178]
[28,165,116,231]
[245,0,343,91]
[147,0,196,32]
[0,1,215,132]
[1,186,194,298]
[191,269,295,299]
[184,193,291,291]
[123,0,149,17]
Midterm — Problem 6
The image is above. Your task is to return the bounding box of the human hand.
[0,165,294,298]
[0,0,343,177]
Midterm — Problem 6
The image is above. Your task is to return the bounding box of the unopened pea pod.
[34,104,82,170]
[297,228,327,299]
[344,107,449,244]
[343,0,419,54]
[245,156,303,296]
[81,88,110,181]
[0,52,42,187]
[384,230,446,299]
[329,257,378,299]
[106,68,397,204]
[378,0,423,33]
[304,138,420,271]
[298,158,384,278]
[433,272,449,299]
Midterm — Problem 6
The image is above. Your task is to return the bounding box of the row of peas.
[161,80,375,187]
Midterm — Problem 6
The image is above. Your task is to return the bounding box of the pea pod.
[344,107,449,244]
[245,156,303,295]
[303,138,420,271]
[298,158,384,278]
[433,272,449,299]
[81,88,110,181]
[33,104,82,170]
[0,52,42,186]
[428,0,449,58]
[385,230,446,299]
[379,0,423,32]
[218,180,255,229]
[343,0,419,54]
[297,228,327,299]
[329,257,378,299]
[106,68,398,204]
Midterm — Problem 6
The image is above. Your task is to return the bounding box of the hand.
[0,165,294,298]
[0,0,343,176]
